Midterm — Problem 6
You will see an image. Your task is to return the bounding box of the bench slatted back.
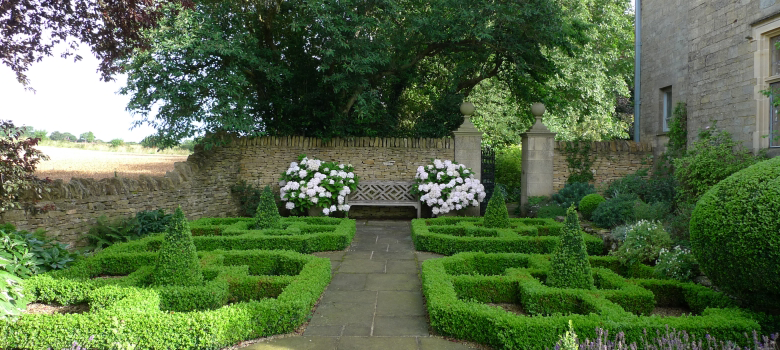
[350,181,416,202]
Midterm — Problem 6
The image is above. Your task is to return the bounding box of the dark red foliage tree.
[0,120,51,215]
[0,0,190,88]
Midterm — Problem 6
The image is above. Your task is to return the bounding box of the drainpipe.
[634,0,641,141]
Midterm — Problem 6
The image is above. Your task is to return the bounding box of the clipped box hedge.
[104,216,356,255]
[1,249,331,349]
[422,252,761,349]
[412,217,603,255]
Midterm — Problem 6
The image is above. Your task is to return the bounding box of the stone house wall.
[2,136,455,246]
[640,0,780,157]
[552,141,654,192]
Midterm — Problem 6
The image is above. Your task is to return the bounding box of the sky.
[0,46,157,143]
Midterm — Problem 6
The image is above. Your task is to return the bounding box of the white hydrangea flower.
[323,208,330,215]
[286,202,295,210]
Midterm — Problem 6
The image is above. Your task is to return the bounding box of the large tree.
[119,0,590,147]
[471,0,635,147]
[0,0,184,88]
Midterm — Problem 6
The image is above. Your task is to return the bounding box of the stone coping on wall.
[235,136,453,149]
[553,140,654,153]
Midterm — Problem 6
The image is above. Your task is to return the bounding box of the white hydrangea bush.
[279,155,358,216]
[412,159,486,216]
[655,246,700,282]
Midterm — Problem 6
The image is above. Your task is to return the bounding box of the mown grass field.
[34,146,189,182]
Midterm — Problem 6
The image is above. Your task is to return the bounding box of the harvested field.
[34,146,189,183]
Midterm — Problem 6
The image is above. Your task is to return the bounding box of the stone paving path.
[244,220,476,350]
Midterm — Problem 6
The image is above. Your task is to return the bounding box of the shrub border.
[412,217,603,255]
[106,217,356,254]
[422,252,761,349]
[2,250,331,349]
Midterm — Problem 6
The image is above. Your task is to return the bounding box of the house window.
[662,87,673,133]
[771,82,780,147]
[754,19,780,151]
[773,36,780,76]
[771,37,780,147]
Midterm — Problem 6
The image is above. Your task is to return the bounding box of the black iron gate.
[480,146,496,216]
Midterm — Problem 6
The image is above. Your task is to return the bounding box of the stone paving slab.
[386,260,419,273]
[372,316,429,336]
[348,243,395,251]
[320,290,377,304]
[237,220,476,349]
[338,336,419,350]
[245,336,339,349]
[375,291,426,316]
[328,274,367,291]
[341,324,372,336]
[366,273,421,291]
[372,250,416,260]
[308,302,375,326]
[338,259,387,273]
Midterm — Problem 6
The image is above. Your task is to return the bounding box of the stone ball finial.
[460,102,475,116]
[531,102,546,117]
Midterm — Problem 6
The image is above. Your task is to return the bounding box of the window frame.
[751,20,780,150]
[661,87,673,133]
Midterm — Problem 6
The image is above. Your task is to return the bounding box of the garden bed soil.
[651,306,693,317]
[25,303,90,315]
[91,275,127,279]
[487,303,529,316]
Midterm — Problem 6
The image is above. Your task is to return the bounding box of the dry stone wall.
[553,141,654,192]
[2,145,243,246]
[235,136,454,187]
[2,136,455,246]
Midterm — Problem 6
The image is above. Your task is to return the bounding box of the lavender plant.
[552,325,779,350]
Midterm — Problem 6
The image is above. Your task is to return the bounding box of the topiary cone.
[151,207,203,286]
[255,185,282,229]
[483,190,510,228]
[546,205,594,289]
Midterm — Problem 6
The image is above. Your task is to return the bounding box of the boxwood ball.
[689,156,780,311]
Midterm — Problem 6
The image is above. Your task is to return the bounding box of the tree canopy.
[4,0,634,148]
[118,0,593,147]
[472,0,635,148]
[1,0,181,88]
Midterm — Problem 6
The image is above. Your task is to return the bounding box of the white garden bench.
[348,181,421,218]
